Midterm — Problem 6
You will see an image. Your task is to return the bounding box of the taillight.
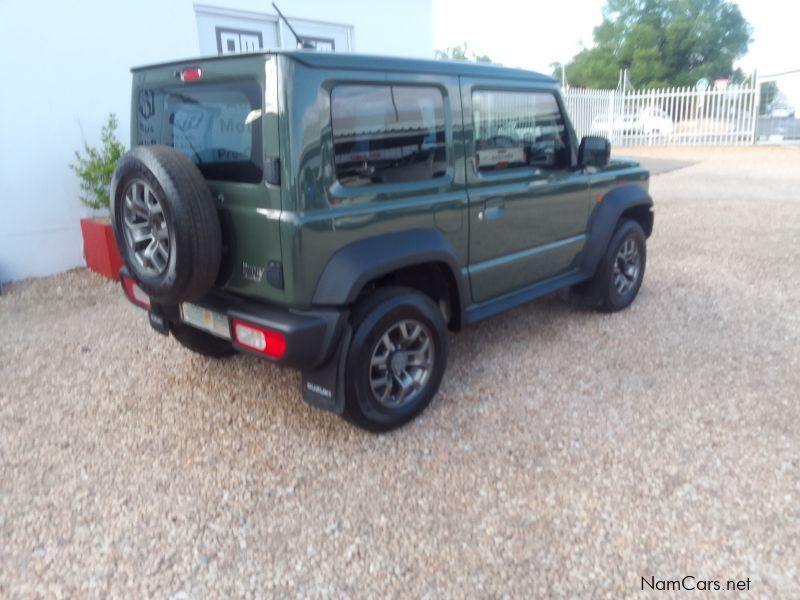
[121,276,151,309]
[181,67,202,82]
[232,319,286,358]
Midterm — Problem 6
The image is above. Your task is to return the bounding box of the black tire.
[169,321,236,358]
[593,219,647,312]
[110,146,222,305]
[343,287,448,433]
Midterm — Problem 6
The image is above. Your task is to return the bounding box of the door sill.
[465,270,588,324]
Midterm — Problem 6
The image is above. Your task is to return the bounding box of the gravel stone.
[1,146,799,597]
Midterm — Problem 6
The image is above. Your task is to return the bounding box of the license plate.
[180,303,230,339]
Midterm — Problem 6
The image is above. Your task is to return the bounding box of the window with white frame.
[194,5,352,55]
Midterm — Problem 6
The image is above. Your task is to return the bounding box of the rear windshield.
[136,81,263,183]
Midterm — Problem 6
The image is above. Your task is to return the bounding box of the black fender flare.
[312,228,468,324]
[580,184,653,276]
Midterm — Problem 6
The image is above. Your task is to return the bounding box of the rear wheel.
[169,321,236,358]
[343,287,448,432]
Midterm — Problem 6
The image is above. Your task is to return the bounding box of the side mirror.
[578,136,611,168]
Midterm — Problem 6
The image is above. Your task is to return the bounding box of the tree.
[758,81,779,115]
[435,42,492,63]
[559,0,751,89]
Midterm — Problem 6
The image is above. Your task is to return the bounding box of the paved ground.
[1,146,799,598]
[617,155,696,176]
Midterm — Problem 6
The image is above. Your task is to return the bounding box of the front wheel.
[594,219,647,312]
[343,287,448,432]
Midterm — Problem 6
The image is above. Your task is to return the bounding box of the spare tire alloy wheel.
[111,146,222,305]
[122,180,171,277]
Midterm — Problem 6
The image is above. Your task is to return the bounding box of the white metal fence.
[562,82,758,146]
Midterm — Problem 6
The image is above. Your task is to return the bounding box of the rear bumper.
[165,294,346,370]
[120,270,347,370]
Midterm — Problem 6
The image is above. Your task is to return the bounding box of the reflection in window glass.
[331,85,447,186]
[472,91,570,173]
[137,81,263,183]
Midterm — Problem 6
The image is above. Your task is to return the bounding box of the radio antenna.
[272,3,315,49]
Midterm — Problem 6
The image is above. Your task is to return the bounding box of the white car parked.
[592,107,674,136]
[770,103,795,119]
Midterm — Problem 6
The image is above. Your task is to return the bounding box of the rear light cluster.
[121,276,151,309]
[232,319,286,359]
[181,67,202,82]
[120,275,286,360]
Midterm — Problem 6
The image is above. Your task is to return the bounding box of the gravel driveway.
[2,146,799,598]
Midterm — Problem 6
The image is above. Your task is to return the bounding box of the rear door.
[461,80,592,303]
[132,55,285,304]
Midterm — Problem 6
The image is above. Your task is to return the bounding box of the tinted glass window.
[472,90,570,173]
[331,85,447,187]
[137,81,263,183]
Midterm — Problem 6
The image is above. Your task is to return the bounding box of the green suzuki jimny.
[112,50,653,431]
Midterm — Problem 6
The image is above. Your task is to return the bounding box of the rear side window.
[331,84,447,187]
[472,90,570,173]
[136,81,263,183]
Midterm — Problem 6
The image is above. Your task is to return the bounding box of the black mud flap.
[301,325,352,415]
[148,305,169,336]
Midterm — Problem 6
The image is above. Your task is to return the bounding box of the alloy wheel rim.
[613,237,641,295]
[122,180,170,277]
[368,319,434,408]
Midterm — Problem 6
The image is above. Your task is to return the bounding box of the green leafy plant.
[70,114,126,211]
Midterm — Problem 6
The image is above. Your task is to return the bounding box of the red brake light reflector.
[121,276,151,309]
[181,68,202,82]
[232,319,286,359]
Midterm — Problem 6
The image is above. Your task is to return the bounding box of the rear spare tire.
[110,145,222,305]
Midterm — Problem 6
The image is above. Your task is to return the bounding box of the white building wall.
[0,0,433,282]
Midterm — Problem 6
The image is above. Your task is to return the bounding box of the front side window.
[331,84,447,187]
[472,90,570,173]
[136,81,263,183]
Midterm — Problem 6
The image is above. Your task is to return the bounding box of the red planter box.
[80,218,124,280]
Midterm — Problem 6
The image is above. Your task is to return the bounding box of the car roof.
[132,49,557,85]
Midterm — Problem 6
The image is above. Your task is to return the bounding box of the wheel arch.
[312,229,467,331]
[580,184,653,277]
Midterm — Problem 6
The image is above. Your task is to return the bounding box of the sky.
[433,0,800,102]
